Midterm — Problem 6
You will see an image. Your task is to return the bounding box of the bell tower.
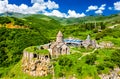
[56,31,64,43]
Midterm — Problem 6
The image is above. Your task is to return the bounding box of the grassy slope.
[2,48,114,79]
[2,60,52,79]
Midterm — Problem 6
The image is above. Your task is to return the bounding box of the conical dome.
[86,35,90,40]
[57,31,63,37]
[56,31,63,43]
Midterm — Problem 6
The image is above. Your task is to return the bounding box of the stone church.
[82,35,97,49]
[49,31,70,57]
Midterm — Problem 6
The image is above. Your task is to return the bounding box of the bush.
[111,49,120,67]
[58,56,73,67]
[96,64,105,74]
[85,54,97,65]
[0,17,11,24]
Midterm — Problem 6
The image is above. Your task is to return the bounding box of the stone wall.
[98,41,114,48]
[22,51,53,76]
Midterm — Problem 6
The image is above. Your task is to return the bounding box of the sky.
[0,0,120,18]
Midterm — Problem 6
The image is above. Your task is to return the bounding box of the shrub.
[58,56,73,67]
[85,54,97,65]
[111,49,120,67]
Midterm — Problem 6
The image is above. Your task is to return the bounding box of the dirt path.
[78,46,120,60]
[78,48,97,60]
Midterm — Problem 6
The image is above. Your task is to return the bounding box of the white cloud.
[0,0,8,13]
[114,1,120,10]
[31,3,46,12]
[31,0,44,3]
[86,4,106,14]
[0,0,86,18]
[31,0,59,10]
[6,3,46,14]
[94,4,106,14]
[95,9,103,14]
[19,4,28,10]
[108,7,112,10]
[45,0,59,9]
[99,4,106,10]
[86,5,98,12]
[44,10,67,17]
[67,10,86,18]
[44,10,86,18]
[0,0,59,14]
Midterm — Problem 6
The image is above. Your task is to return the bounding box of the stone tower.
[56,31,64,43]
[86,34,90,40]
[50,31,70,57]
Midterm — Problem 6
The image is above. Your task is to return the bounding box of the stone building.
[22,31,70,76]
[98,41,114,48]
[82,35,98,49]
[50,31,70,57]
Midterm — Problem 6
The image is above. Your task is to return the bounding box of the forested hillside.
[51,14,120,25]
[0,16,61,78]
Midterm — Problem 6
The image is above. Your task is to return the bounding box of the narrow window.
[33,54,37,58]
[45,55,48,60]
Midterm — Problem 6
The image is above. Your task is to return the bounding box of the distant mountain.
[0,12,30,18]
[1,12,120,25]
[50,14,120,25]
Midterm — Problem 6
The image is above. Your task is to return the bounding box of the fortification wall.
[22,46,53,76]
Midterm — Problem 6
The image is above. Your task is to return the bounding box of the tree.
[100,22,106,30]
[111,49,120,67]
[85,54,97,65]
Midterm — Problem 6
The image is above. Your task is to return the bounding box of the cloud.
[95,9,103,14]
[99,4,106,10]
[31,0,59,9]
[108,7,112,10]
[0,0,59,14]
[114,1,120,10]
[44,10,86,18]
[86,4,106,14]
[0,0,8,13]
[0,0,86,18]
[94,4,106,14]
[45,0,59,9]
[86,5,98,12]
[44,10,67,17]
[31,0,44,3]
[67,10,86,18]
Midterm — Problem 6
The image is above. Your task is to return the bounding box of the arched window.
[66,48,67,53]
[33,54,37,58]
[45,55,48,60]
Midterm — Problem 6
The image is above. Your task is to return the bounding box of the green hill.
[1,12,120,25]
[0,13,120,79]
[50,14,120,25]
[0,16,61,78]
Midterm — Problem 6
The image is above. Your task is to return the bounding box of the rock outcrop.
[99,67,120,79]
